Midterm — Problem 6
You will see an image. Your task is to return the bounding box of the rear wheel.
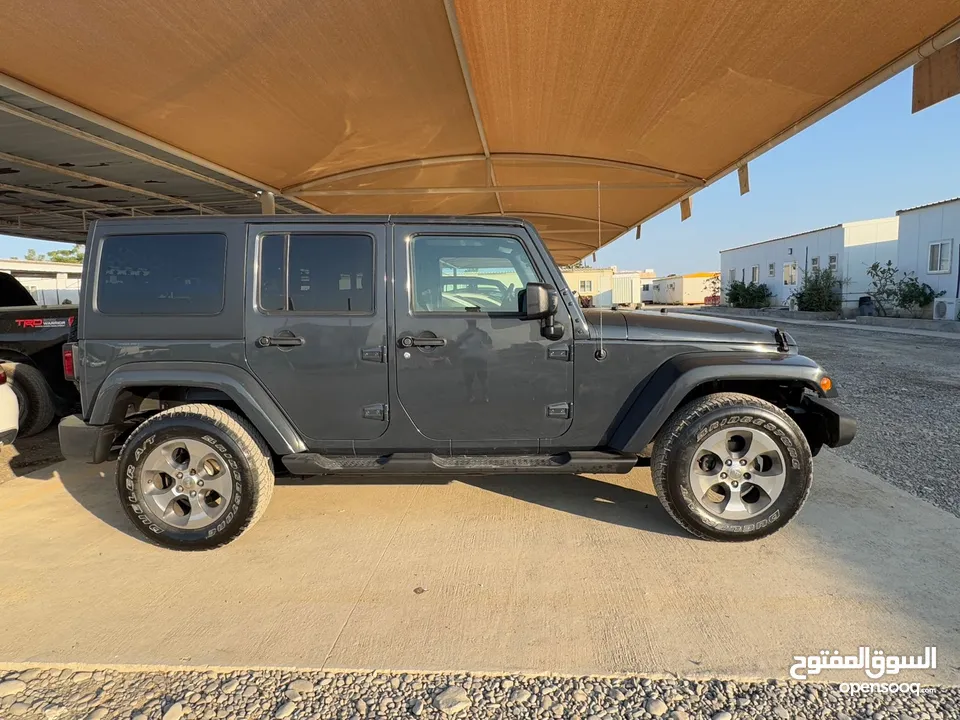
[1,361,55,437]
[116,403,275,550]
[651,392,812,541]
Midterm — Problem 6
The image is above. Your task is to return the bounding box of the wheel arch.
[609,352,830,453]
[0,347,34,365]
[90,362,306,456]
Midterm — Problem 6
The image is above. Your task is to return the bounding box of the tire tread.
[1,361,55,437]
[650,392,812,541]
[117,403,274,549]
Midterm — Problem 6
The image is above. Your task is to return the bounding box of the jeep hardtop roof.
[89,214,537,233]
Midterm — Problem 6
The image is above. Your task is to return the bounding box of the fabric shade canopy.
[0,0,958,264]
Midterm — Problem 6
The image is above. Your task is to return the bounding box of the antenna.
[595,181,606,360]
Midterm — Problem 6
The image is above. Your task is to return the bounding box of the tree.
[561,259,587,269]
[706,273,721,298]
[46,246,85,264]
[865,261,899,317]
[23,248,45,261]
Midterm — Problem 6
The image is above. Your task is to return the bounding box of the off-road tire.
[651,392,813,541]
[116,403,275,550]
[1,361,55,437]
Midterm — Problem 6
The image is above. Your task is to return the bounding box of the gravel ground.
[0,667,956,720]
[773,324,960,518]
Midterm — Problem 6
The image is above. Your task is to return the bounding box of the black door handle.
[398,335,446,348]
[257,335,305,348]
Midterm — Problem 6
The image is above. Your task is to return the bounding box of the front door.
[393,224,573,444]
[245,223,389,443]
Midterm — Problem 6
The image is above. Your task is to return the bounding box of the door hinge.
[361,346,385,363]
[362,403,389,421]
[547,345,571,361]
[546,402,571,419]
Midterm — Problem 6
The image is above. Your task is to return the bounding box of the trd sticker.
[14,317,68,328]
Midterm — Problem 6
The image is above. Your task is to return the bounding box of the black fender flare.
[609,352,830,453]
[90,361,307,455]
[0,347,33,365]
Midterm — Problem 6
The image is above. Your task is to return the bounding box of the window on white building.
[828,254,838,272]
[751,265,760,283]
[728,268,736,285]
[928,241,952,274]
[768,263,775,277]
[642,284,650,291]
[783,262,797,286]
[579,280,593,293]
[811,256,820,270]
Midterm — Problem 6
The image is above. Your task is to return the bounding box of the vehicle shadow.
[5,427,65,477]
[280,459,684,538]
[462,473,684,537]
[56,459,148,544]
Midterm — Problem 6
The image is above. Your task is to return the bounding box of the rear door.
[244,223,389,443]
[392,223,573,444]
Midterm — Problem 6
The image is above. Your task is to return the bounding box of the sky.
[1,69,958,273]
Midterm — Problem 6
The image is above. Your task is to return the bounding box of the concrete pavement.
[0,452,957,685]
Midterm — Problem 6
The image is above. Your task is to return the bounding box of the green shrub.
[866,261,945,317]
[792,267,842,313]
[896,275,944,318]
[726,280,772,308]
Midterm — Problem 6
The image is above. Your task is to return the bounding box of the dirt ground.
[1,426,63,483]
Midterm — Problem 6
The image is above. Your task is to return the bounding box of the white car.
[0,367,19,447]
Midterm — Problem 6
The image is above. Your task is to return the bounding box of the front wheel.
[651,392,812,541]
[116,403,275,550]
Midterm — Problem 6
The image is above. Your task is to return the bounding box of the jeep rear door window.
[97,233,226,315]
[258,233,374,313]
[259,234,286,312]
[410,235,539,313]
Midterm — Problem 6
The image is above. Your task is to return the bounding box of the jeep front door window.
[410,236,539,314]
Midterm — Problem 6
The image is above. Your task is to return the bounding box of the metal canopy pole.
[286,153,703,194]
[298,181,689,196]
[258,191,276,215]
[442,0,504,214]
[0,181,131,212]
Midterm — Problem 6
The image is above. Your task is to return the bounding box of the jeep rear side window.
[258,233,374,313]
[410,235,539,314]
[96,233,226,315]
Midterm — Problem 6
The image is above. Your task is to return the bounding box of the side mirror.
[521,282,564,340]
[522,282,559,320]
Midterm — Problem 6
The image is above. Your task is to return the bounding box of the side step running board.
[281,451,638,476]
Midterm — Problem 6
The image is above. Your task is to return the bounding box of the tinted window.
[259,234,286,312]
[97,233,226,315]
[258,233,374,313]
[411,235,539,313]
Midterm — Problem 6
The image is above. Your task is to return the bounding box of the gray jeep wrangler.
[59,215,855,550]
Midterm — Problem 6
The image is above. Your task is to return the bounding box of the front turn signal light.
[819,376,833,393]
